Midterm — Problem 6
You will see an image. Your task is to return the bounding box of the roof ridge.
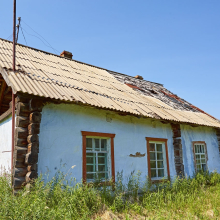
[0,37,163,86]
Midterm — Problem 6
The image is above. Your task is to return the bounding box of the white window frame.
[81,131,115,183]
[192,142,208,172]
[86,136,111,182]
[146,137,170,182]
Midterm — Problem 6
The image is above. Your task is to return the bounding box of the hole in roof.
[149,89,158,94]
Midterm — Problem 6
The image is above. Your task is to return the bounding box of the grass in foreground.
[0,171,220,219]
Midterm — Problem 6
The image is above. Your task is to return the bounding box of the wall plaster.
[38,103,176,183]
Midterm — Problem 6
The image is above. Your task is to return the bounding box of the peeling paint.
[37,103,220,183]
[129,152,146,157]
[38,103,175,183]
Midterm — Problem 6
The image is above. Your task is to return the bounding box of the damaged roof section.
[0,38,219,128]
[110,71,200,112]
[109,71,218,121]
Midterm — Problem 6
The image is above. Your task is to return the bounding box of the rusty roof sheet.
[0,38,219,128]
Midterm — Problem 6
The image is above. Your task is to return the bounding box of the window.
[146,137,170,181]
[86,138,109,180]
[192,142,208,172]
[81,131,115,183]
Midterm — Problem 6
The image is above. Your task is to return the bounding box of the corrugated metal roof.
[0,38,220,128]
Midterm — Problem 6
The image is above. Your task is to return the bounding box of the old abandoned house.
[0,38,219,191]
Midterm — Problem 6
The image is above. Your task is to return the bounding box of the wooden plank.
[30,112,42,123]
[0,66,13,90]
[14,154,25,163]
[0,81,7,111]
[27,134,39,144]
[14,168,28,177]
[13,160,26,168]
[27,143,39,154]
[4,86,12,95]
[111,137,115,183]
[16,93,32,103]
[82,135,87,183]
[16,146,28,154]
[26,171,37,183]
[28,123,40,135]
[29,99,43,112]
[25,152,38,165]
[16,102,30,117]
[81,131,115,138]
[13,177,26,189]
[15,127,28,139]
[27,164,37,172]
[15,137,28,147]
[16,116,29,128]
[1,104,10,107]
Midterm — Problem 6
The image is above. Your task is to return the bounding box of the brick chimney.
[134,75,143,80]
[60,50,73,59]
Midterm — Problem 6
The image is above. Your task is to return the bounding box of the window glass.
[101,139,107,151]
[150,152,156,160]
[95,139,100,150]
[149,142,167,180]
[157,152,163,160]
[86,138,92,150]
[158,169,164,177]
[150,161,156,168]
[157,161,164,168]
[151,169,156,178]
[149,143,155,151]
[194,144,207,172]
[86,137,109,181]
[86,153,96,164]
[156,144,162,152]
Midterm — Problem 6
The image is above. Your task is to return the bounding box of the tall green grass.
[0,171,220,219]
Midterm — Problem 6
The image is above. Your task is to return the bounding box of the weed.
[0,171,220,219]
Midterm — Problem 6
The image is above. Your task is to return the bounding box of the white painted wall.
[181,124,220,177]
[0,116,12,174]
[38,103,220,183]
[38,103,175,183]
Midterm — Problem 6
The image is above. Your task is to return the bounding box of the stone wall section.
[171,123,184,177]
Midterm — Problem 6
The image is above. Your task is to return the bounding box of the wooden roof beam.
[0,81,7,111]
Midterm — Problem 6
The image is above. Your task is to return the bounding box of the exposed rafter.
[0,81,7,111]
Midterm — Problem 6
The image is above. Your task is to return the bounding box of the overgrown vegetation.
[1,171,220,219]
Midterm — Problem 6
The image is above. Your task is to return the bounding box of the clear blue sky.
[1,1,220,119]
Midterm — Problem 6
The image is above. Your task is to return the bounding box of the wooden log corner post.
[13,94,43,192]
[171,123,184,178]
[215,128,220,157]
